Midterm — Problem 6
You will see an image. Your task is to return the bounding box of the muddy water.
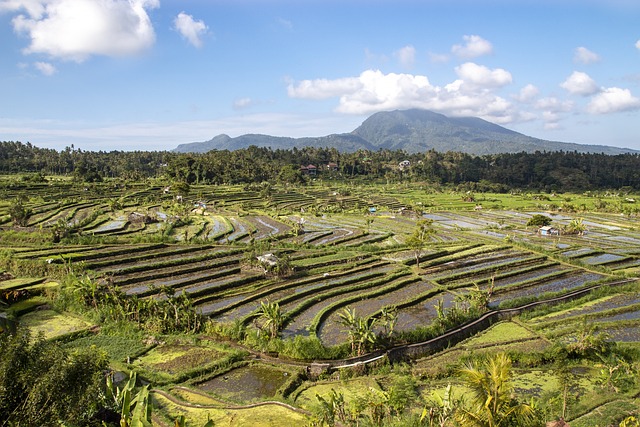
[581,253,626,265]
[221,217,248,243]
[488,272,605,307]
[595,308,640,323]
[280,276,403,339]
[531,294,640,323]
[561,248,593,257]
[198,294,247,316]
[603,325,640,342]
[394,291,457,332]
[92,220,127,233]
[490,265,572,289]
[197,365,290,402]
[318,280,435,346]
[213,265,394,322]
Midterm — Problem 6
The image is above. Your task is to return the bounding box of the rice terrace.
[2,142,640,427]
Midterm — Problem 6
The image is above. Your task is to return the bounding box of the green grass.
[18,308,94,340]
[152,390,310,427]
[62,333,148,363]
[462,321,539,346]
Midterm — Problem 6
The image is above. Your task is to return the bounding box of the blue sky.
[1,0,639,152]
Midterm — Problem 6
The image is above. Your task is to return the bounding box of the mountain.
[173,109,636,155]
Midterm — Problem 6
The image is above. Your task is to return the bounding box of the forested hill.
[174,109,636,155]
[2,141,640,192]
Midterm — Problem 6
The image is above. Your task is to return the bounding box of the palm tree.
[455,353,539,427]
[565,218,587,235]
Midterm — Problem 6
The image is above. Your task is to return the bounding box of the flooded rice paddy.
[197,364,291,402]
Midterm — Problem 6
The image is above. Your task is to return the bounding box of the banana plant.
[106,372,152,427]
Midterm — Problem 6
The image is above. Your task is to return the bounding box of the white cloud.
[543,121,562,130]
[535,97,573,128]
[535,97,573,112]
[364,48,388,63]
[636,40,640,50]
[174,11,208,48]
[451,35,493,59]
[574,46,600,64]
[233,97,253,110]
[287,76,363,99]
[394,45,415,68]
[287,68,518,124]
[429,52,449,64]
[586,87,640,114]
[454,62,512,89]
[6,0,159,62]
[277,17,293,31]
[560,71,599,96]
[513,84,539,103]
[34,60,55,75]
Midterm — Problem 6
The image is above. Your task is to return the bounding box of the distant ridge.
[173,109,637,155]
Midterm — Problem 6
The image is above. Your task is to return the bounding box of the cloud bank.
[288,64,516,124]
[587,87,640,114]
[5,0,159,62]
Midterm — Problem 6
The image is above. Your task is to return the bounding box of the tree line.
[2,141,640,191]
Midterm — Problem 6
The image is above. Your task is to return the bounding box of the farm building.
[538,226,559,236]
[398,160,411,170]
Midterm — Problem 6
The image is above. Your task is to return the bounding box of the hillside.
[173,109,636,155]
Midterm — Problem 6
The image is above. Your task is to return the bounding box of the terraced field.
[5,184,640,349]
[5,183,640,426]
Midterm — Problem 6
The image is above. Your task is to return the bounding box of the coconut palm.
[565,218,587,235]
[455,353,539,427]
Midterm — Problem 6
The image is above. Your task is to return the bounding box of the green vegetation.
[2,164,640,426]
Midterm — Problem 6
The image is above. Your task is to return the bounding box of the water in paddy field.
[604,325,640,343]
[91,220,127,233]
[530,293,640,323]
[581,253,626,265]
[318,280,434,346]
[488,272,605,308]
[196,365,290,401]
[394,291,457,332]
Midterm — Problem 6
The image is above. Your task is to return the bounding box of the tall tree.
[455,353,540,427]
[406,219,435,268]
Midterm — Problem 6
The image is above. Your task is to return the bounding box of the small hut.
[538,225,559,236]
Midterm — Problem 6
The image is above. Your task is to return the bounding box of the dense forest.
[2,141,640,191]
